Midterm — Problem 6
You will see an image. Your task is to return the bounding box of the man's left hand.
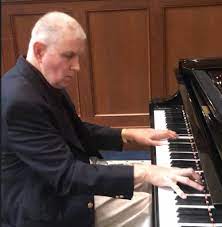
[121,128,177,146]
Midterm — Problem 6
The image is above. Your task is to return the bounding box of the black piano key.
[171,159,200,164]
[165,109,184,114]
[170,153,198,159]
[166,124,187,128]
[165,111,184,115]
[177,208,211,223]
[169,129,190,134]
[169,125,187,130]
[166,116,185,119]
[178,215,211,223]
[165,109,183,113]
[178,207,213,215]
[172,164,198,170]
[167,120,185,124]
[171,160,200,169]
[166,115,184,119]
[166,125,187,129]
[166,108,184,112]
[176,196,211,206]
[176,134,193,137]
[169,146,193,151]
[164,107,183,111]
[169,139,193,143]
[177,183,208,194]
[167,126,189,130]
[166,123,187,127]
[169,141,194,146]
[166,119,185,123]
[212,208,222,222]
[170,147,193,152]
[165,111,183,114]
[166,114,184,117]
[165,112,184,116]
[169,143,193,148]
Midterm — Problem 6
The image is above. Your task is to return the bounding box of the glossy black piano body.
[150,58,222,227]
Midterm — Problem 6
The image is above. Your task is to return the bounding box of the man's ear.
[33,42,47,62]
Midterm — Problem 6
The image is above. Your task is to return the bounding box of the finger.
[171,183,187,199]
[164,176,187,199]
[148,130,177,146]
[167,130,178,138]
[175,168,202,182]
[164,129,177,138]
[147,139,167,146]
[191,171,203,182]
[173,175,204,191]
[152,130,177,140]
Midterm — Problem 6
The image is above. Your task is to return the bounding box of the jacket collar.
[16,56,62,100]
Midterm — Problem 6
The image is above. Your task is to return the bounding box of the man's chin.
[61,81,71,89]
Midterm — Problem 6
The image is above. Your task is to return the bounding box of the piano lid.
[179,58,222,156]
[193,70,222,123]
[179,57,222,70]
[177,57,222,206]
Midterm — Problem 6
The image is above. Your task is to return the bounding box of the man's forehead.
[64,27,85,40]
[57,33,85,44]
[57,38,86,54]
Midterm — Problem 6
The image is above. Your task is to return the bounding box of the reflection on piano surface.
[150,58,222,227]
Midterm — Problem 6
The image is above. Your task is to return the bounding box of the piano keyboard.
[153,106,222,227]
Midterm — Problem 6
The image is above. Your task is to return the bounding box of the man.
[1,12,203,227]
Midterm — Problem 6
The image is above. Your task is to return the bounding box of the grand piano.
[150,58,222,227]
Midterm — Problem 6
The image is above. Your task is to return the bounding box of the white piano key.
[158,187,178,227]
[154,110,167,129]
[186,193,210,197]
[177,135,194,140]
[170,159,200,161]
[179,224,222,227]
[170,151,198,154]
[176,205,214,209]
[156,145,171,166]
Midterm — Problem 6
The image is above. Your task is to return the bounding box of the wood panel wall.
[2,0,222,128]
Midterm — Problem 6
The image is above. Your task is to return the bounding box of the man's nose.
[70,58,80,72]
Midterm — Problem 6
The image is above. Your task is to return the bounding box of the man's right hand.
[134,164,204,199]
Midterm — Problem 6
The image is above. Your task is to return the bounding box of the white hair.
[28,11,86,48]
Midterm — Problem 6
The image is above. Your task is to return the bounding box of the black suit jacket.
[1,56,134,227]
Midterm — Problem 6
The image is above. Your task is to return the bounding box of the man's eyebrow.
[61,51,76,57]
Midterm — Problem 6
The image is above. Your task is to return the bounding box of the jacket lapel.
[50,99,86,153]
[17,56,86,153]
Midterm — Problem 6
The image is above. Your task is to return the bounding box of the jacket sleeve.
[82,121,123,151]
[6,100,134,199]
[63,90,124,151]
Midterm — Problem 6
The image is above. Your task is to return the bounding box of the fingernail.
[182,193,187,199]
[199,185,204,191]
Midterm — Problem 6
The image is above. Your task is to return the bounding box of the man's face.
[40,34,85,89]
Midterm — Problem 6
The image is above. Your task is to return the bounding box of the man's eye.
[61,52,76,59]
[62,54,73,59]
